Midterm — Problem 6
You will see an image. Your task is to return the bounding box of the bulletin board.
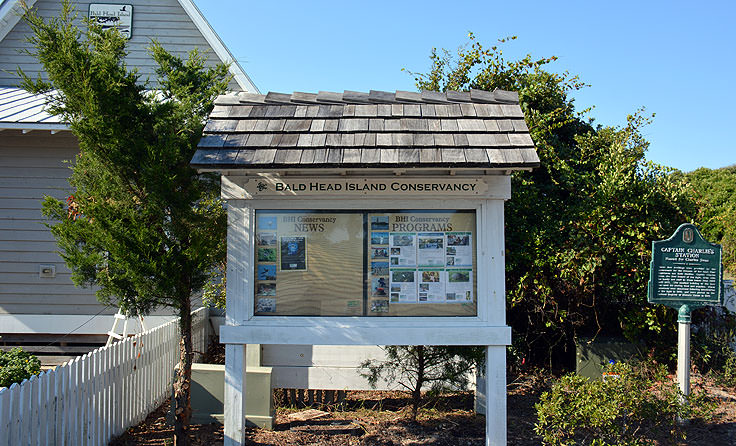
[253,210,477,317]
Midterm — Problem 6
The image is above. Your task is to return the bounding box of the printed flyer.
[446,232,472,267]
[417,232,445,267]
[389,233,416,266]
[418,268,445,302]
[390,269,417,303]
[280,236,307,271]
[446,269,473,302]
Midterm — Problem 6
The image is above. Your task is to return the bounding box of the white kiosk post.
[191,89,539,445]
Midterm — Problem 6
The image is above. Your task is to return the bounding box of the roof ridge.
[218,89,519,106]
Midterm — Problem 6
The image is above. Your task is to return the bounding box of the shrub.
[0,348,42,388]
[359,345,480,419]
[691,306,736,388]
[535,361,716,445]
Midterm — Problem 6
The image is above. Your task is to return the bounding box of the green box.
[575,338,639,380]
[173,363,274,429]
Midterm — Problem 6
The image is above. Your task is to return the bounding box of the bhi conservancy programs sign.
[243,177,489,197]
[648,223,723,310]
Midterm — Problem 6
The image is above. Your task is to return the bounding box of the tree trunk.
[412,346,425,420]
[173,298,193,446]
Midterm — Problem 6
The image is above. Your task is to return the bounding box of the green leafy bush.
[0,348,41,388]
[535,361,716,445]
[691,307,736,388]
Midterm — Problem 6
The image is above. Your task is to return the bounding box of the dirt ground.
[109,372,736,446]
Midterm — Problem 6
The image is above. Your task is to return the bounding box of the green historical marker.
[648,223,723,415]
[648,223,724,314]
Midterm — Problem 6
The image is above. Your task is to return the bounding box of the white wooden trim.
[482,199,506,325]
[0,122,69,131]
[226,203,251,325]
[243,315,488,327]
[224,195,508,332]
[242,197,483,210]
[221,325,510,346]
[270,366,397,390]
[222,175,511,201]
[177,0,259,93]
[0,0,37,42]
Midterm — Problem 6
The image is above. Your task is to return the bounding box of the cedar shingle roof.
[191,89,539,169]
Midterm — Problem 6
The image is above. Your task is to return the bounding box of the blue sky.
[194,0,735,173]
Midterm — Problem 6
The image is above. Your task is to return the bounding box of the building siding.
[0,129,187,320]
[0,0,240,89]
[0,130,110,315]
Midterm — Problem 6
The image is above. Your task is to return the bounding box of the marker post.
[648,224,723,420]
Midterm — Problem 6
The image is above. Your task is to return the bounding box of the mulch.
[109,372,736,446]
[108,341,736,445]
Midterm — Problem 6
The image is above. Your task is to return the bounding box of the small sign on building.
[88,4,133,39]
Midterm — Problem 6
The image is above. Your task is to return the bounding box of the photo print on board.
[371,216,389,230]
[257,264,277,281]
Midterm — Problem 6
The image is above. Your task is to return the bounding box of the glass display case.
[253,210,477,317]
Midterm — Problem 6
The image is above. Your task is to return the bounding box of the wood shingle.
[192,89,539,169]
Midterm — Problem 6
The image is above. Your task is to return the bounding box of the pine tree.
[19,2,229,443]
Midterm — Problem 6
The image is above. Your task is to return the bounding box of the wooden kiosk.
[191,89,539,445]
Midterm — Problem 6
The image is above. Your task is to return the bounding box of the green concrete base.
[172,363,274,429]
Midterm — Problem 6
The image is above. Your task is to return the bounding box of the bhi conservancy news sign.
[648,223,723,309]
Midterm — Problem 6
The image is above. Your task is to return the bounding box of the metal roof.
[192,89,539,170]
[0,87,66,131]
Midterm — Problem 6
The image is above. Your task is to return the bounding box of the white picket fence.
[0,307,210,446]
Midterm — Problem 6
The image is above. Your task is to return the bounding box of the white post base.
[677,321,691,400]
[485,345,507,446]
[224,344,247,446]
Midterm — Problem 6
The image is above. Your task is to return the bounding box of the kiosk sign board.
[648,223,723,309]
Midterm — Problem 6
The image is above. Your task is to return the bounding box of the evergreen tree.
[19,2,229,443]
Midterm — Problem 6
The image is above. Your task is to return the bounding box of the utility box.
[174,363,274,428]
[575,337,640,380]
